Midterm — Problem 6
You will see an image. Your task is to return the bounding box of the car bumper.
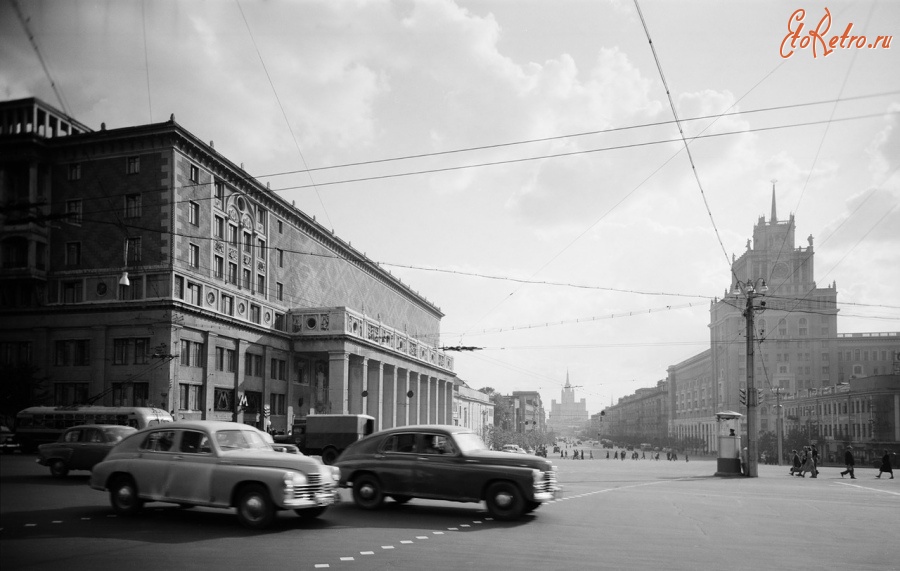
[534,486,563,503]
[284,487,340,509]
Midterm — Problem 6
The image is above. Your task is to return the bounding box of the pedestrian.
[741,447,749,476]
[800,447,815,478]
[790,449,801,476]
[840,446,856,479]
[614,450,618,460]
[590,450,594,460]
[581,450,585,460]
[876,449,894,479]
[810,444,819,478]
[606,450,609,459]
[685,453,689,462]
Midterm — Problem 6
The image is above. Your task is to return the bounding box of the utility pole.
[736,279,768,478]
[775,387,784,466]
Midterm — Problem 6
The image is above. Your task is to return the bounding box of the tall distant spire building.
[548,371,589,435]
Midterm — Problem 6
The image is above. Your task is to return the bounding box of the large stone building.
[454,379,494,440]
[547,373,589,435]
[605,190,900,457]
[0,97,457,432]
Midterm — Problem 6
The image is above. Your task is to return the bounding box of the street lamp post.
[734,278,768,478]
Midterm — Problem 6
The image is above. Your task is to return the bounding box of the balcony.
[290,307,453,372]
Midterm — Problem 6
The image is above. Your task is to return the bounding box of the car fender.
[38,447,74,465]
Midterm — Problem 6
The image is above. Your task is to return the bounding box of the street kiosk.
[714,410,743,477]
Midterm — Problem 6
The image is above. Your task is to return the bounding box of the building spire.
[770,180,778,222]
[565,369,571,388]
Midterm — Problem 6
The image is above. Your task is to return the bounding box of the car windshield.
[102,426,135,442]
[215,429,270,451]
[451,432,488,454]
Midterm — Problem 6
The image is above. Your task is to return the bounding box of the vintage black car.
[335,425,561,520]
[37,424,137,477]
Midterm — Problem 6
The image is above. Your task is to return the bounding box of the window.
[277,219,283,233]
[243,231,252,253]
[179,384,202,411]
[276,282,283,302]
[214,216,224,239]
[174,276,184,299]
[180,340,204,367]
[274,313,285,331]
[214,181,224,207]
[189,243,200,268]
[245,353,262,377]
[217,347,235,372]
[214,255,224,279]
[270,358,286,380]
[125,193,142,218]
[270,393,285,415]
[245,391,261,414]
[189,201,200,225]
[257,207,266,231]
[54,339,90,366]
[68,163,81,180]
[66,242,81,265]
[0,341,32,366]
[54,383,89,406]
[229,225,238,246]
[66,199,82,224]
[127,156,140,174]
[62,280,83,303]
[221,294,234,316]
[127,237,141,263]
[799,318,807,336]
[112,382,149,406]
[190,164,199,183]
[256,274,265,296]
[250,304,260,324]
[228,262,237,284]
[277,248,284,267]
[257,238,265,258]
[187,281,202,305]
[113,338,150,365]
[242,268,251,289]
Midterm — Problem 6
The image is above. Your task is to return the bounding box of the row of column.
[328,353,453,431]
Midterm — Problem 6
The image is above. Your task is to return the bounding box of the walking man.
[840,445,856,479]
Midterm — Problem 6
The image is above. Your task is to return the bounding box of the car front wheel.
[485,481,525,520]
[49,459,69,478]
[352,474,384,510]
[236,484,275,529]
[109,476,144,515]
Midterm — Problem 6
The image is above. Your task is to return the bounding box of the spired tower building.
[548,372,589,436]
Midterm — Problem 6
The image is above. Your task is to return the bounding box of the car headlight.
[283,471,308,487]
[328,466,341,483]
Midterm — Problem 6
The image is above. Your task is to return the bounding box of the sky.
[2,0,899,416]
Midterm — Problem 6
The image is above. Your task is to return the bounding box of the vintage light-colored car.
[89,420,340,529]
[335,425,561,520]
[37,424,136,477]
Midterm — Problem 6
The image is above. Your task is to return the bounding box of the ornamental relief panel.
[243,254,251,266]
[214,241,224,254]
[228,248,238,261]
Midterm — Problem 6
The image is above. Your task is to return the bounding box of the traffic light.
[757,388,763,403]
[739,388,747,405]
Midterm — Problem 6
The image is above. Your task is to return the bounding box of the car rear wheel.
[352,474,384,510]
[236,484,275,529]
[49,459,69,478]
[294,506,327,518]
[485,481,525,520]
[109,476,144,515]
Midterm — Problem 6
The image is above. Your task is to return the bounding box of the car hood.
[217,449,324,472]
[464,449,555,470]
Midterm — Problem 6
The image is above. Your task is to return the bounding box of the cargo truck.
[276,414,375,464]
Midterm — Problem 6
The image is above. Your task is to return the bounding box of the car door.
[413,433,474,500]
[133,429,178,499]
[372,432,419,496]
[71,428,110,470]
[164,429,219,505]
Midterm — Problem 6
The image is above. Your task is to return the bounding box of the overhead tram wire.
[634,0,731,273]
[12,0,70,116]
[235,0,333,231]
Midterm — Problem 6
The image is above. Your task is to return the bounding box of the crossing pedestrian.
[876,449,894,479]
[840,446,856,479]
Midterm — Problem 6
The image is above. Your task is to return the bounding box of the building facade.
[0,97,456,433]
[511,390,546,433]
[453,379,494,441]
[606,190,899,454]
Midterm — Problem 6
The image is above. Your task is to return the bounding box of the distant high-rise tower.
[548,371,589,435]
